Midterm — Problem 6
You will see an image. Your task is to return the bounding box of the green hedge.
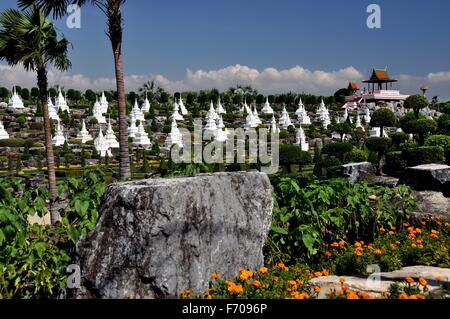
[0,138,26,147]
[384,151,407,175]
[403,146,445,167]
[425,135,450,151]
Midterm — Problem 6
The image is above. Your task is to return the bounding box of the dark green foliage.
[384,151,407,175]
[0,138,26,147]
[404,94,429,119]
[279,144,311,173]
[403,146,445,167]
[321,142,353,162]
[370,108,397,137]
[390,132,409,149]
[267,178,415,263]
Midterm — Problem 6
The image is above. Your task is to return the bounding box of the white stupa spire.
[355,115,363,128]
[296,98,311,125]
[47,96,60,121]
[216,96,226,114]
[261,97,274,114]
[208,100,219,120]
[94,127,112,157]
[166,117,183,148]
[128,113,138,138]
[55,87,69,113]
[295,125,309,152]
[279,106,293,129]
[178,96,188,115]
[141,91,151,113]
[270,115,280,134]
[99,91,109,114]
[93,96,106,124]
[133,121,152,149]
[131,99,145,122]
[317,99,331,129]
[105,117,119,149]
[171,98,183,121]
[7,87,24,110]
[76,119,93,143]
[204,107,218,136]
[52,120,66,146]
[0,120,9,139]
[253,106,262,125]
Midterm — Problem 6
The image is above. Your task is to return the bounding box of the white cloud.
[427,71,450,83]
[1,63,448,100]
[0,63,363,95]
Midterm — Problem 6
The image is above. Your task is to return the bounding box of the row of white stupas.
[92,92,110,124]
[7,87,24,110]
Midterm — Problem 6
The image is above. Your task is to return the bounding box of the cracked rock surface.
[67,172,273,299]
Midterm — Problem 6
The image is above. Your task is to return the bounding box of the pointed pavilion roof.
[363,68,397,83]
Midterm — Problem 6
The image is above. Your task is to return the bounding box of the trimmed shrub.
[384,151,407,175]
[343,149,367,164]
[425,135,450,151]
[0,138,26,147]
[29,122,44,131]
[403,146,445,167]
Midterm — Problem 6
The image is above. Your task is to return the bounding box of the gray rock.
[67,172,273,299]
[342,162,375,184]
[310,266,449,299]
[400,164,450,197]
[413,191,450,217]
[369,176,399,188]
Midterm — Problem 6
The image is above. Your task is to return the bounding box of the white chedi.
[133,122,152,149]
[363,107,371,124]
[204,109,218,136]
[76,119,93,144]
[341,108,349,123]
[295,125,309,152]
[208,100,219,120]
[94,127,112,158]
[244,109,258,130]
[166,118,183,148]
[240,98,252,114]
[279,106,293,129]
[128,113,138,139]
[317,99,331,129]
[0,120,9,139]
[216,96,226,115]
[178,96,188,115]
[261,97,274,115]
[270,115,280,134]
[296,98,311,125]
[215,115,229,142]
[141,92,151,113]
[7,87,24,110]
[55,87,69,113]
[171,99,184,121]
[47,97,60,121]
[93,97,106,124]
[52,121,66,147]
[253,106,262,125]
[99,91,109,114]
[105,118,119,149]
[131,99,145,122]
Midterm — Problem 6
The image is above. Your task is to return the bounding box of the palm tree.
[19,0,132,180]
[0,5,71,224]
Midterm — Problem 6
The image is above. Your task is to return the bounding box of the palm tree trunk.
[37,66,58,224]
[109,0,131,180]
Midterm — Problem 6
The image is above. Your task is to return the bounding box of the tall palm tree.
[0,5,71,224]
[19,0,132,180]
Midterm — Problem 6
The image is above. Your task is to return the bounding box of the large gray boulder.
[67,172,273,299]
[342,162,375,184]
[400,164,450,197]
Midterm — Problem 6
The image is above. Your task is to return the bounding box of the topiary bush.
[343,149,367,164]
[384,151,407,176]
[403,146,445,167]
[0,138,26,147]
[425,135,450,151]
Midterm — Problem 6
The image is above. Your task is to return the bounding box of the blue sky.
[1,0,450,99]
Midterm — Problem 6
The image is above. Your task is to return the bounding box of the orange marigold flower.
[399,293,409,299]
[288,280,297,286]
[396,241,401,245]
[211,273,221,279]
[354,250,363,257]
[409,295,418,300]
[339,240,346,247]
[416,294,425,300]
[252,280,261,288]
[325,251,332,257]
[273,276,279,282]
[402,223,409,227]
[374,249,382,255]
[416,239,423,245]
[322,269,329,276]
[430,234,439,239]
[296,279,304,285]
[415,228,422,233]
[347,293,359,299]
[419,278,428,286]
[431,229,439,235]
[406,277,414,283]
[314,286,321,293]
[391,226,396,231]
[380,227,386,233]
[331,242,339,248]
[388,231,395,235]
[259,267,268,274]
[314,271,323,277]
[445,222,449,228]
[355,242,362,248]
[277,262,286,269]
[339,277,346,284]
[411,244,417,248]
